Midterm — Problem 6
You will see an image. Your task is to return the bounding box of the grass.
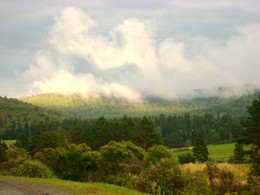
[172,143,235,162]
[208,143,235,162]
[181,162,249,185]
[0,176,147,195]
[3,140,16,147]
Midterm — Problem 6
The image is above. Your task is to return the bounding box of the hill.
[19,90,260,118]
[0,96,64,139]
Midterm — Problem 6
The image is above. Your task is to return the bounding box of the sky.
[0,0,260,101]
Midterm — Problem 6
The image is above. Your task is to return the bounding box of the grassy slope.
[0,176,147,195]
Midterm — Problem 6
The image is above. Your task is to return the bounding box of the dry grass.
[181,162,250,185]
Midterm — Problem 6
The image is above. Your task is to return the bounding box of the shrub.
[99,141,145,176]
[6,159,55,178]
[181,170,212,195]
[34,144,99,181]
[144,145,172,166]
[0,147,29,170]
[204,162,245,195]
[133,157,185,194]
[178,153,196,164]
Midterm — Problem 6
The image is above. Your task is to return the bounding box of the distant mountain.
[19,89,260,118]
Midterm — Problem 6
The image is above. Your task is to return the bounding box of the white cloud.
[23,6,260,100]
[31,70,141,102]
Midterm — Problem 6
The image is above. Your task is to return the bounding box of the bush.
[145,145,172,166]
[204,162,245,195]
[34,144,99,181]
[178,153,196,164]
[5,159,55,178]
[0,147,29,170]
[181,170,212,195]
[99,141,145,176]
[133,157,185,194]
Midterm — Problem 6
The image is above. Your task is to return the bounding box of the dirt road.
[0,179,67,195]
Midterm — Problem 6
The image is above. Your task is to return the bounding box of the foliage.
[99,141,145,176]
[0,96,63,140]
[230,143,246,164]
[133,157,185,195]
[0,140,8,162]
[144,145,172,166]
[204,162,245,195]
[34,143,99,181]
[240,98,260,183]
[192,135,209,163]
[29,122,69,155]
[178,153,196,164]
[155,113,242,148]
[19,91,260,118]
[0,147,29,170]
[4,159,55,178]
[181,170,212,195]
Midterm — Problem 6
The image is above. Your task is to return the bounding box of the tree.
[99,141,145,176]
[136,117,161,151]
[192,134,209,163]
[0,140,8,162]
[240,98,260,182]
[232,142,245,163]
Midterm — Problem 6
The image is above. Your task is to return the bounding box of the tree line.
[1,113,242,149]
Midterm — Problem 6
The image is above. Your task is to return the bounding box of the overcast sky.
[1,0,260,101]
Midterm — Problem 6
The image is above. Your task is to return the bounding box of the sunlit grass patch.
[3,140,16,147]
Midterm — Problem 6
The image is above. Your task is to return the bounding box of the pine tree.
[240,98,260,182]
[232,142,245,163]
[192,134,209,163]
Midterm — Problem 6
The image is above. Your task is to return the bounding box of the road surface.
[0,179,66,195]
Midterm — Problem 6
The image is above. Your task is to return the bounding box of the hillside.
[19,90,260,118]
[0,96,64,139]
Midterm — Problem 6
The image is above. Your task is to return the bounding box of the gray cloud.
[0,1,260,99]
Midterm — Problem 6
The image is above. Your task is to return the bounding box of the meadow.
[172,143,235,162]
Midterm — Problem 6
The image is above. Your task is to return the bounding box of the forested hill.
[0,96,64,139]
[19,91,260,118]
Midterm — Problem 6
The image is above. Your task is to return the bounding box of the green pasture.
[172,143,236,162]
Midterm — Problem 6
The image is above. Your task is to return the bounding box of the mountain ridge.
[19,89,260,118]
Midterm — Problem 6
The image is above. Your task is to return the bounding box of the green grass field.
[208,143,235,162]
[172,143,235,162]
[0,176,147,195]
[3,140,16,147]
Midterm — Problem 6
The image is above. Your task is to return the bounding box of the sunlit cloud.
[21,5,260,100]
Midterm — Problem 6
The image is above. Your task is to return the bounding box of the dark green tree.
[136,117,161,151]
[0,140,8,162]
[192,134,209,163]
[232,142,245,163]
[240,98,260,182]
[90,117,112,150]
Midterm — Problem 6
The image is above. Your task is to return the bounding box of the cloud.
[23,6,260,100]
[31,70,141,101]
